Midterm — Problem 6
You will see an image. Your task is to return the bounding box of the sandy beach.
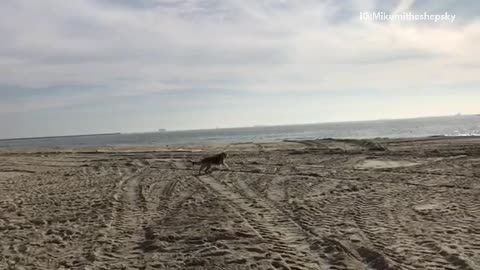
[1,136,479,270]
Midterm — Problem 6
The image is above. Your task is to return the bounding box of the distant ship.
[158,129,167,132]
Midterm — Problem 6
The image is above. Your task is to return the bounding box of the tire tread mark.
[197,173,324,270]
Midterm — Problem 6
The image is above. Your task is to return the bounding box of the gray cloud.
[410,0,480,23]
[0,0,479,137]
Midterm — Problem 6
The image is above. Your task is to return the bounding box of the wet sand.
[1,137,480,269]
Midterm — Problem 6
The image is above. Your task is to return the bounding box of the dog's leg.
[205,164,212,174]
[199,164,206,175]
[222,161,230,170]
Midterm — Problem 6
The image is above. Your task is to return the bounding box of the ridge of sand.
[0,137,479,269]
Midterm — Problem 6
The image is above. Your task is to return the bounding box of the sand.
[0,137,480,269]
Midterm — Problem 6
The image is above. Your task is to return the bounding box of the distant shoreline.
[0,114,480,143]
[0,133,121,142]
[170,114,480,132]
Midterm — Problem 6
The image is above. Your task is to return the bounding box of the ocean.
[1,115,479,148]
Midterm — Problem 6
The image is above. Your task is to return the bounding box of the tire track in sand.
[236,173,384,270]
[197,173,324,270]
[89,166,152,269]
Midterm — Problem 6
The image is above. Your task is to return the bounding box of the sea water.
[1,115,479,148]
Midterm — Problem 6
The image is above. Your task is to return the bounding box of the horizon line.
[1,113,478,141]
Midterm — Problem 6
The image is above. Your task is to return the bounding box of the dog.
[190,152,230,175]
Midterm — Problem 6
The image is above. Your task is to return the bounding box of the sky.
[0,0,479,138]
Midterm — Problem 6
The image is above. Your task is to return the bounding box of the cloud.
[1,0,479,91]
[0,0,479,136]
